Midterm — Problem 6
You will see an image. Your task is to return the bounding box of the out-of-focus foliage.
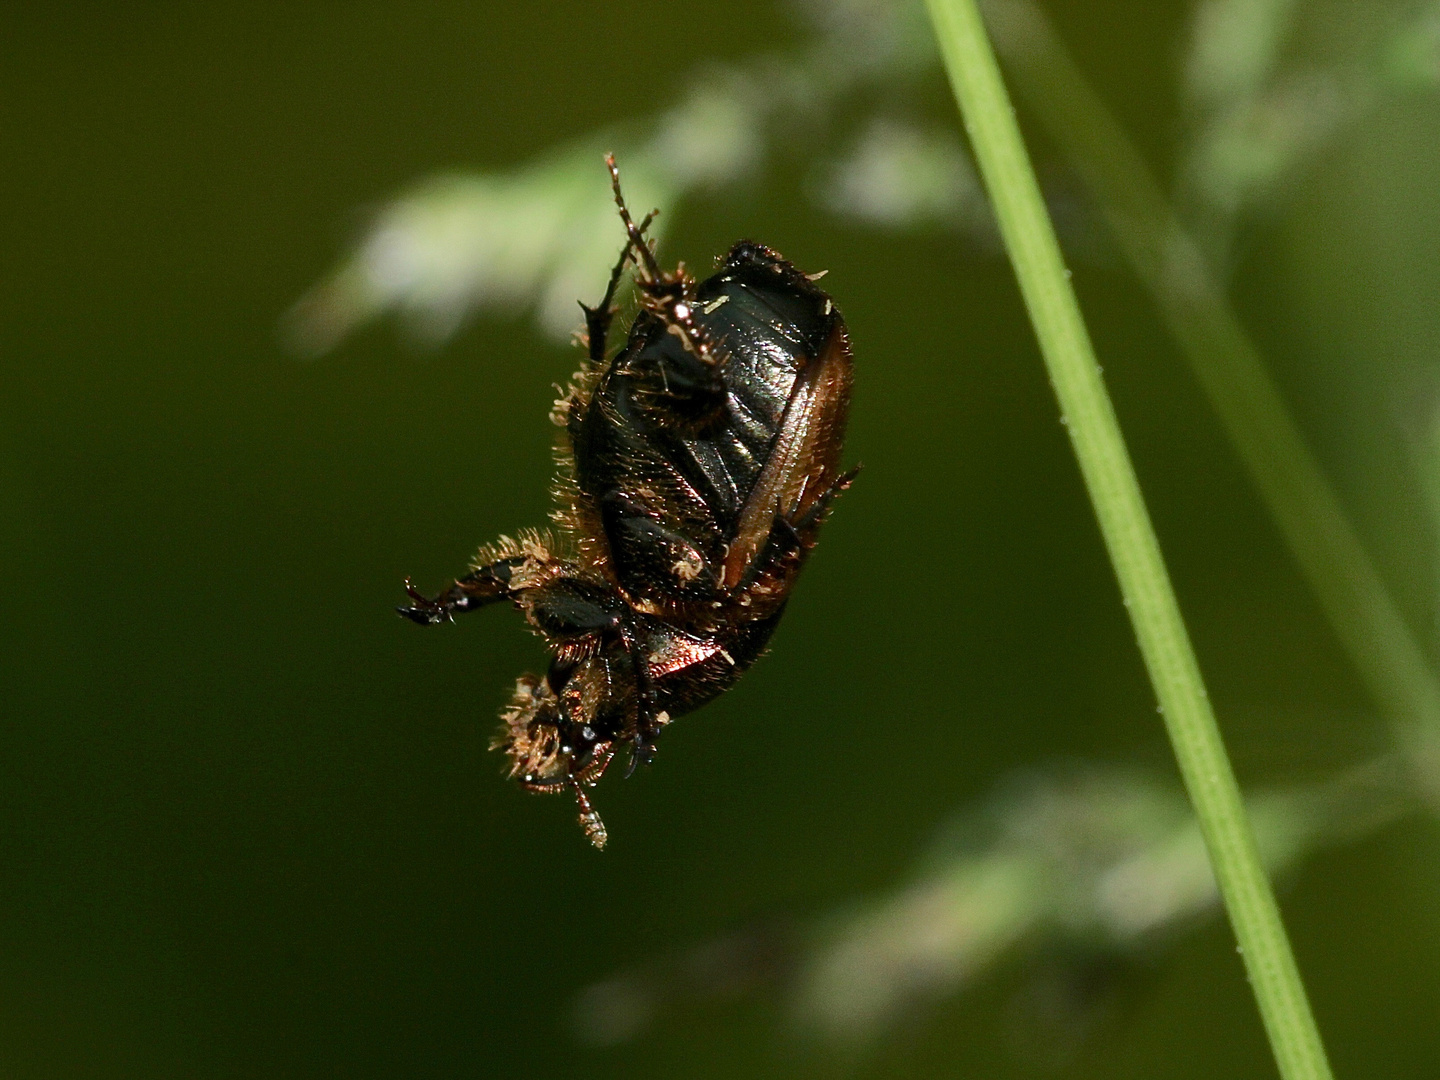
[814,115,992,233]
[285,0,989,350]
[288,0,1440,356]
[1178,0,1440,264]
[572,757,1409,1047]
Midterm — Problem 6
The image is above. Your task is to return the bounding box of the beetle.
[400,156,856,847]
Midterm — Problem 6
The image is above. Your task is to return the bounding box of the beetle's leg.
[786,464,861,537]
[397,555,531,624]
[606,155,719,372]
[580,198,656,366]
[620,619,653,775]
[606,153,663,283]
[729,467,862,597]
[518,578,626,657]
[624,658,656,777]
[619,617,670,777]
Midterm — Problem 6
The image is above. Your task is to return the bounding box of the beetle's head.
[493,671,615,791]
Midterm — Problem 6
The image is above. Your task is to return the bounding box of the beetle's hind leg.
[604,155,719,382]
[580,176,656,366]
[788,465,862,537]
[605,153,663,283]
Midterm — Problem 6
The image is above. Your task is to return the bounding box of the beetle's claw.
[624,737,656,778]
[397,580,451,625]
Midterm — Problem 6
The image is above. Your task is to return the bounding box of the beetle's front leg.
[397,555,531,624]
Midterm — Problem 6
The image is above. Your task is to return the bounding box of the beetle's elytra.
[401,156,856,847]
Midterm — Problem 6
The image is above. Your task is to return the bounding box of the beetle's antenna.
[606,153,663,282]
[573,782,608,849]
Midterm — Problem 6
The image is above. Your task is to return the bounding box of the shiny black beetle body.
[401,158,855,847]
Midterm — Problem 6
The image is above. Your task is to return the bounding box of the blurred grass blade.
[983,0,1440,802]
[792,757,1407,1042]
[922,1,1334,1077]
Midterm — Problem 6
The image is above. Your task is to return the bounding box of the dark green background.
[4,2,1438,1076]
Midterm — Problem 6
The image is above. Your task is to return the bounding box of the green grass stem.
[982,0,1440,805]
[923,2,1334,1077]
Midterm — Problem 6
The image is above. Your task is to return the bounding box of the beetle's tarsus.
[397,580,453,624]
[605,153,662,282]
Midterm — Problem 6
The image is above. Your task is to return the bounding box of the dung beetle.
[401,156,856,847]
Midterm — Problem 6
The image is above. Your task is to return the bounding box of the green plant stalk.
[923,2,1334,1078]
[981,0,1440,805]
